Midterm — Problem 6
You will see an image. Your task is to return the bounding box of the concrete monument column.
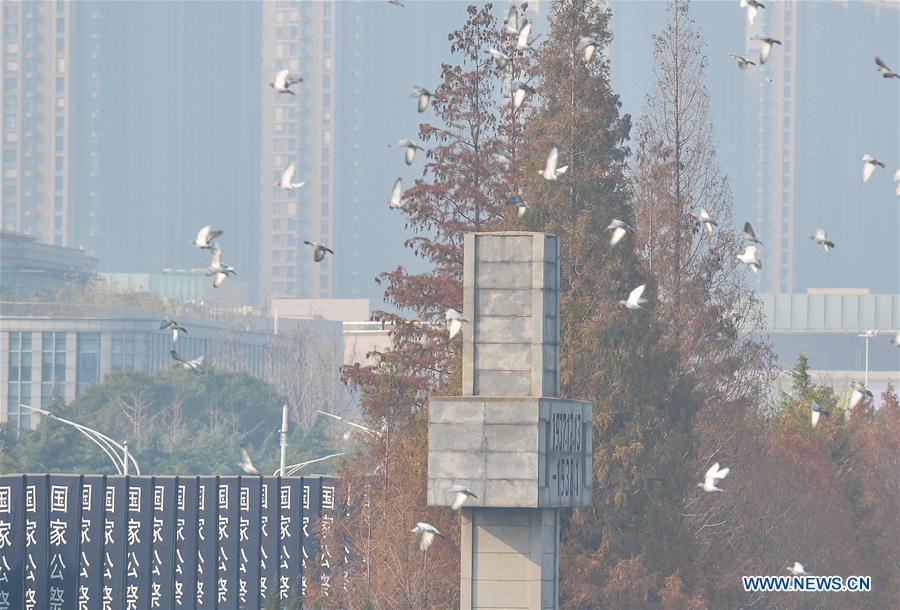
[428,232,592,609]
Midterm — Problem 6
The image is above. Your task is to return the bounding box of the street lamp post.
[857,330,878,387]
[19,404,140,475]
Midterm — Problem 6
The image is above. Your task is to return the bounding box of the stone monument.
[428,232,593,609]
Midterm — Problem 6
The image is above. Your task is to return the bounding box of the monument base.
[460,507,559,610]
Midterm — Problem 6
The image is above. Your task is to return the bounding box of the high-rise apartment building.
[748,0,799,293]
[259,1,336,303]
[1,1,74,245]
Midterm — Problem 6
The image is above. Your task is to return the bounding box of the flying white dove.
[506,195,529,218]
[606,219,633,246]
[278,161,306,191]
[193,225,222,250]
[487,48,512,70]
[576,36,599,62]
[446,308,468,339]
[752,36,782,64]
[698,462,730,492]
[387,0,405,6]
[895,169,900,195]
[503,5,520,35]
[516,21,541,51]
[448,484,477,510]
[391,140,424,165]
[411,522,444,552]
[539,147,568,180]
[737,245,762,274]
[304,241,334,263]
[809,228,834,252]
[620,284,648,310]
[697,209,717,234]
[890,330,900,347]
[743,222,763,244]
[740,0,765,25]
[729,53,756,71]
[388,178,404,209]
[160,317,187,343]
[411,85,432,113]
[861,154,885,183]
[206,247,236,288]
[810,402,829,428]
[270,68,303,95]
[874,56,899,79]
[511,80,536,111]
[238,446,260,475]
[170,349,204,372]
[849,380,873,410]
[787,562,810,576]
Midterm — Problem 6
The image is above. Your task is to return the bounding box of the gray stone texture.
[428,232,593,609]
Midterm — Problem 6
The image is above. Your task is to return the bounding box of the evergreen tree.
[516,1,701,606]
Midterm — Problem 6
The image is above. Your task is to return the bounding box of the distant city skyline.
[2,1,897,308]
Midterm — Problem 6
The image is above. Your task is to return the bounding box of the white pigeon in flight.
[890,330,900,347]
[810,402,829,428]
[160,317,187,343]
[737,245,762,274]
[269,68,303,95]
[740,0,765,25]
[390,140,424,166]
[860,154,885,183]
[787,562,810,576]
[492,151,513,173]
[170,350,204,373]
[411,522,444,552]
[193,225,222,250]
[894,169,900,196]
[620,284,648,310]
[576,36,599,62]
[874,56,900,79]
[446,308,468,339]
[487,48,512,70]
[809,228,835,252]
[304,241,334,263]
[752,36,782,64]
[697,209,718,234]
[516,21,541,51]
[411,85,432,113]
[503,5,520,35]
[729,53,756,71]
[539,147,568,180]
[849,380,873,410]
[698,462,730,492]
[511,80,536,111]
[743,222,763,244]
[606,219,633,246]
[506,195,529,218]
[388,178,404,209]
[206,247,236,288]
[278,161,306,191]
[238,446,260,475]
[448,484,477,510]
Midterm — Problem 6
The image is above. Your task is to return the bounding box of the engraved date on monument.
[548,412,584,498]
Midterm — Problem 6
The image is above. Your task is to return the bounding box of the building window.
[7,331,33,429]
[76,332,100,395]
[111,332,149,372]
[41,332,66,406]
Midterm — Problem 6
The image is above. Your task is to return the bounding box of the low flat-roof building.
[0,231,98,300]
